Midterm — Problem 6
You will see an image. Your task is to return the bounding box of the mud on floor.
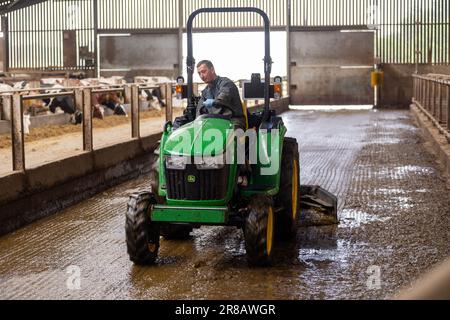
[336,112,450,299]
[0,109,449,299]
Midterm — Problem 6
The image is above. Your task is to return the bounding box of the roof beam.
[0,0,48,15]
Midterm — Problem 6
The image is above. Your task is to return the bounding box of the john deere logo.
[187,175,196,183]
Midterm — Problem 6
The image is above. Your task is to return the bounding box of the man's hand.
[203,99,215,108]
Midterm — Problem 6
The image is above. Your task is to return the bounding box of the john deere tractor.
[125,7,337,266]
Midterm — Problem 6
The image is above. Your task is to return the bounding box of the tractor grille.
[165,164,228,200]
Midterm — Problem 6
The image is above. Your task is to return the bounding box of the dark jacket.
[197,76,246,128]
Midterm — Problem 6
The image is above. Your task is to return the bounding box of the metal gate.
[289,29,374,105]
[98,32,179,79]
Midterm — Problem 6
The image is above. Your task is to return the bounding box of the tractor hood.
[163,117,235,157]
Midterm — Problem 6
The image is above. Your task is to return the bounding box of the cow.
[42,95,83,124]
[139,88,166,111]
[10,81,47,116]
[92,91,127,117]
[79,77,128,118]
[36,81,83,124]
[135,76,172,111]
[41,78,124,122]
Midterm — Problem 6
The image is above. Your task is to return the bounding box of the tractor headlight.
[165,155,188,170]
[195,154,225,170]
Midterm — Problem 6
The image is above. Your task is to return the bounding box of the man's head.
[197,60,217,84]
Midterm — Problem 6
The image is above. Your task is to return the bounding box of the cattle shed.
[0,0,450,303]
[0,0,448,107]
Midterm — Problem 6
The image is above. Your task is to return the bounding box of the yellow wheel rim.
[266,206,274,255]
[292,159,299,220]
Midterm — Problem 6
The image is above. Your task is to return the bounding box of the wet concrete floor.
[0,109,449,299]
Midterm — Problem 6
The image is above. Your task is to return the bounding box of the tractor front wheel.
[244,195,275,267]
[125,191,160,265]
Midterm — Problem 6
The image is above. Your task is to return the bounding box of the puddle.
[375,188,407,195]
[368,195,414,211]
[379,165,435,179]
[299,239,351,266]
[290,105,373,111]
[298,239,387,269]
[339,209,391,228]
[392,196,414,209]
[102,196,128,206]
[382,122,417,131]
[372,138,401,145]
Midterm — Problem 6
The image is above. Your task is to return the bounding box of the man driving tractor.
[196,60,247,130]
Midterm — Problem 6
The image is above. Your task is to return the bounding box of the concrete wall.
[248,97,290,114]
[288,30,450,108]
[29,113,72,129]
[289,30,374,105]
[99,33,179,79]
[292,31,374,66]
[0,113,72,135]
[291,67,373,105]
[379,64,450,108]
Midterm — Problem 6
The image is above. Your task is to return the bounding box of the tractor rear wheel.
[244,195,275,266]
[275,137,300,240]
[125,191,160,265]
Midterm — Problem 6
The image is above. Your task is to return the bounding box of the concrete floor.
[0,109,449,299]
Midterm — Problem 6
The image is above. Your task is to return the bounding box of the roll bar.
[186,7,272,122]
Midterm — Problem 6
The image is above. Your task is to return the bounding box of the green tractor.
[125,7,338,266]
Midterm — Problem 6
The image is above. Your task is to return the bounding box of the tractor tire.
[275,137,300,240]
[125,191,160,265]
[244,195,275,267]
[160,224,193,239]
